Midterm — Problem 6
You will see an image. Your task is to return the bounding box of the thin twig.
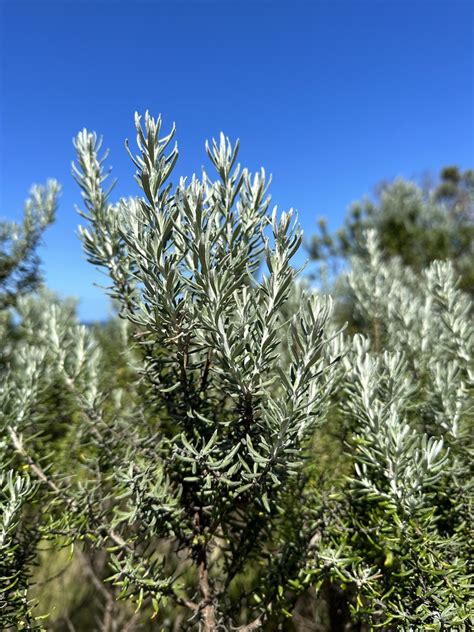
[64,616,77,632]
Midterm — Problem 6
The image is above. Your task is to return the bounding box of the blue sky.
[1,0,472,321]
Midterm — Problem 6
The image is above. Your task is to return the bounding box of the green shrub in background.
[1,182,58,628]
[0,113,472,631]
[308,166,474,294]
[307,167,474,338]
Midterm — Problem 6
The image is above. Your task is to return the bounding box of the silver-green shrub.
[0,289,104,629]
[69,112,342,629]
[1,114,472,631]
[0,181,58,310]
[0,184,60,629]
[298,231,473,629]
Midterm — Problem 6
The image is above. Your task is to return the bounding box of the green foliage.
[0,181,59,309]
[0,184,58,629]
[0,291,100,629]
[68,112,342,629]
[0,116,472,631]
[298,232,473,629]
[308,167,474,296]
[0,470,38,629]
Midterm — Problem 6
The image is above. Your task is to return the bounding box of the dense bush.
[0,113,472,631]
[308,166,474,294]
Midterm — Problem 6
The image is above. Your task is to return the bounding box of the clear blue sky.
[1,0,472,321]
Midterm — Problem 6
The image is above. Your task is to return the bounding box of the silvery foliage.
[0,468,37,629]
[0,285,102,629]
[0,181,58,628]
[307,230,473,629]
[72,111,341,628]
[309,175,473,289]
[0,180,59,310]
